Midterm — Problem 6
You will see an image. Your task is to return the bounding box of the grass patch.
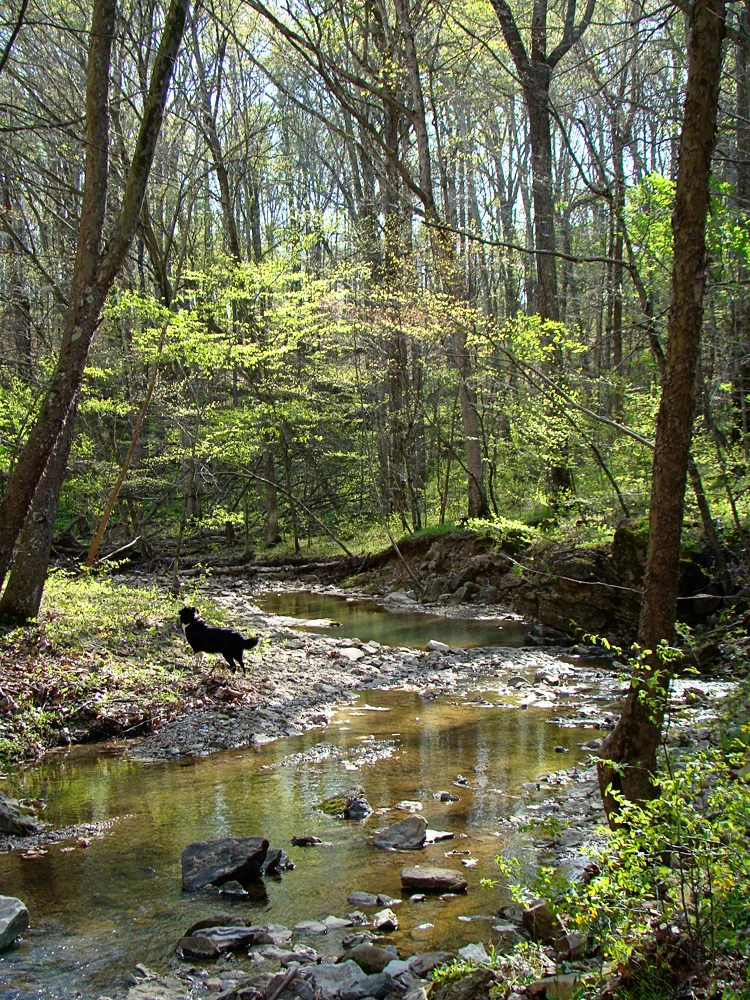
[0,571,251,766]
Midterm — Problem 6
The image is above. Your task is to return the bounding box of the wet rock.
[436,791,460,802]
[342,930,373,949]
[426,641,453,654]
[408,894,426,903]
[408,952,454,977]
[294,919,329,935]
[320,787,373,820]
[521,900,562,943]
[262,848,295,874]
[0,895,29,952]
[527,973,580,1000]
[176,934,221,960]
[185,914,248,936]
[394,800,423,812]
[197,925,258,951]
[291,835,333,847]
[401,866,467,893]
[372,907,398,931]
[181,836,268,892]
[0,793,44,836]
[347,891,379,907]
[324,915,354,929]
[491,922,523,944]
[373,815,428,850]
[424,829,454,844]
[309,960,368,996]
[376,893,401,907]
[339,971,396,1000]
[255,924,293,947]
[431,967,496,1000]
[217,880,249,899]
[458,942,489,964]
[555,930,584,960]
[384,591,417,606]
[342,943,395,974]
[340,648,366,662]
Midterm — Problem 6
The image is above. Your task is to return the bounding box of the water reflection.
[0,690,598,999]
[254,591,529,649]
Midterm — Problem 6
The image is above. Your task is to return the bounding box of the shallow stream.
[0,595,598,999]
[252,591,530,649]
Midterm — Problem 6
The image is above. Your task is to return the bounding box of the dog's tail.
[243,636,259,650]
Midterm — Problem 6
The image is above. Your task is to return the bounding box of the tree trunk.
[598,0,726,823]
[0,413,76,622]
[0,0,188,596]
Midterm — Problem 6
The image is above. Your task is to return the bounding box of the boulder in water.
[0,792,44,836]
[0,896,29,952]
[401,866,467,893]
[373,815,427,850]
[181,836,268,892]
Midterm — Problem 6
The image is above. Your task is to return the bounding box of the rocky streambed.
[0,585,734,1000]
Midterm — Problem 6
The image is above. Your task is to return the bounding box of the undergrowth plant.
[482,744,750,993]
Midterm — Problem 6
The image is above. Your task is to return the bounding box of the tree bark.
[598,0,726,822]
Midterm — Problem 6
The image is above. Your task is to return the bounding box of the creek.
[0,595,603,1000]
[251,591,530,649]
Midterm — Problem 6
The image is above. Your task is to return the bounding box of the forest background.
[1,0,748,575]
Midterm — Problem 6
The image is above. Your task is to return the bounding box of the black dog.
[179,607,258,674]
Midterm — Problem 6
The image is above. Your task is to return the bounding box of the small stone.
[324,915,354,929]
[522,900,562,943]
[408,952,454,977]
[458,942,489,964]
[348,891,378,907]
[343,943,394,974]
[176,934,221,960]
[218,880,249,899]
[372,908,398,931]
[294,919,328,935]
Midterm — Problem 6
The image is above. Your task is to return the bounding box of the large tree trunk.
[0,0,188,598]
[526,77,559,322]
[598,0,726,823]
[0,414,76,622]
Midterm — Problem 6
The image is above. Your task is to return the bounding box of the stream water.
[252,591,530,649]
[0,597,598,1000]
